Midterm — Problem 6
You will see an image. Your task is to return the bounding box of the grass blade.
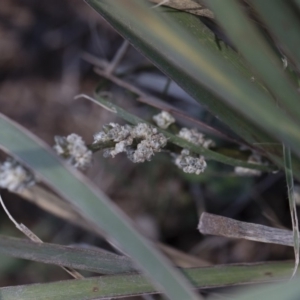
[0,112,200,300]
[205,0,300,123]
[251,0,300,72]
[231,278,300,300]
[0,235,135,274]
[0,261,296,299]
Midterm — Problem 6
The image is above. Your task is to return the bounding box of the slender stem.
[105,40,130,75]
[283,144,299,278]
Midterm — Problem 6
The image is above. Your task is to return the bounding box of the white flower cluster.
[234,153,262,176]
[152,111,175,129]
[53,134,92,170]
[175,149,207,175]
[172,127,213,175]
[93,123,167,163]
[0,159,35,192]
[178,128,215,149]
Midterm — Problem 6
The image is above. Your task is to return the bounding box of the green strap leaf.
[0,112,199,300]
[251,0,300,72]
[0,261,295,299]
[0,235,135,274]
[205,0,300,126]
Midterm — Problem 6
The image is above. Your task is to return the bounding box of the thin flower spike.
[54,134,92,170]
[153,111,175,129]
[0,159,35,192]
[93,123,168,163]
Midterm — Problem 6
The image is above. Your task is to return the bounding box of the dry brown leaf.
[199,212,293,247]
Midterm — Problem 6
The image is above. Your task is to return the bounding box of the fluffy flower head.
[0,159,35,192]
[54,134,92,170]
[152,111,175,129]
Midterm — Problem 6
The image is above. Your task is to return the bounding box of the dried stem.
[198,212,293,247]
[105,40,130,75]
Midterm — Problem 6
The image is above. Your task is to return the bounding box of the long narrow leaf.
[0,112,199,300]
[204,0,300,124]
[0,261,296,300]
[0,235,135,274]
[232,276,300,300]
[251,0,300,72]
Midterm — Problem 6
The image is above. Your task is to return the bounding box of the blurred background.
[0,0,294,296]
